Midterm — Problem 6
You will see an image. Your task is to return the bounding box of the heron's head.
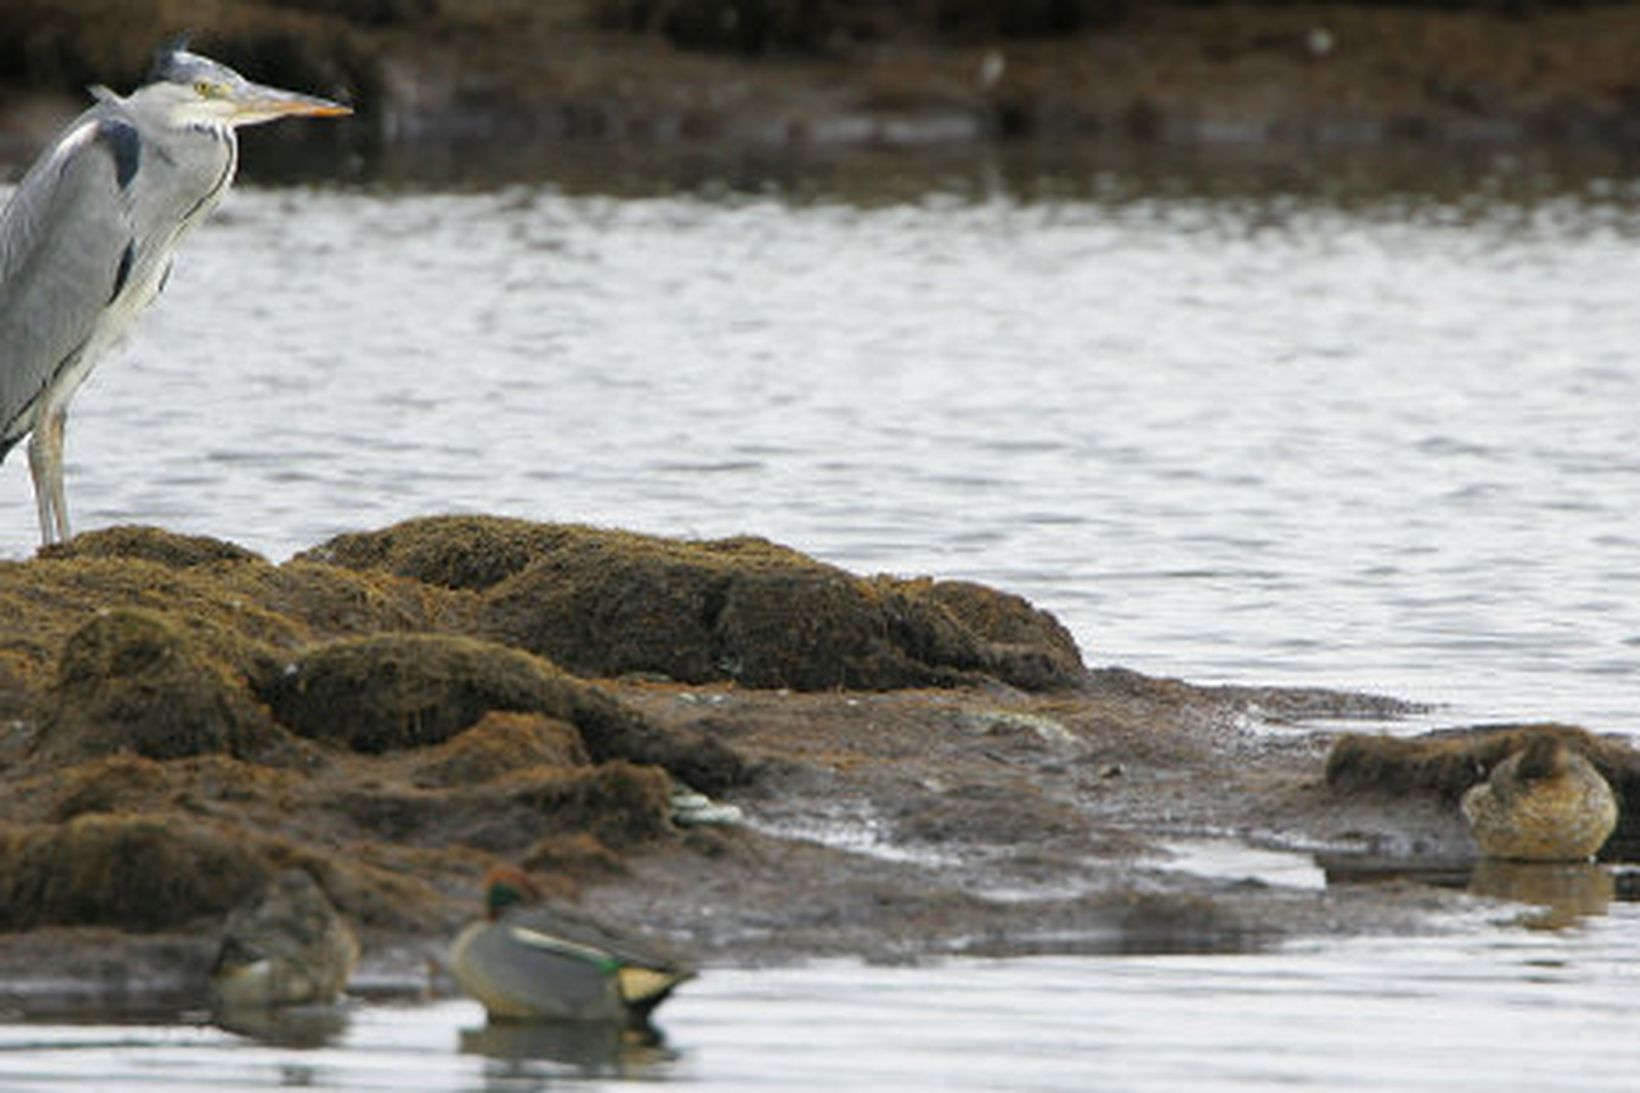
[135,46,351,129]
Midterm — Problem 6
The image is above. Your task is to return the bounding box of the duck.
[210,868,359,1009]
[449,866,694,1026]
[1461,733,1618,862]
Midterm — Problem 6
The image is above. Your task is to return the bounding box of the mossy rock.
[44,755,178,820]
[478,528,1084,690]
[27,754,310,825]
[0,558,270,714]
[1325,723,1640,860]
[300,515,574,591]
[330,761,674,854]
[490,548,883,687]
[413,711,590,788]
[901,579,1086,690]
[217,558,469,638]
[501,759,676,847]
[40,525,264,569]
[36,608,293,765]
[311,516,1085,691]
[260,632,746,790]
[279,851,448,933]
[0,648,36,724]
[260,632,606,753]
[0,813,274,931]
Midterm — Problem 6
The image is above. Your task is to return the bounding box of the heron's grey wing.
[0,109,137,445]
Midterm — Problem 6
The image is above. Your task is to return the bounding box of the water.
[4,918,1640,1091]
[3,143,1640,1086]
[6,147,1639,729]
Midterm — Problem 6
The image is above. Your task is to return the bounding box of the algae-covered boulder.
[305,516,1089,692]
[39,524,264,569]
[215,558,465,639]
[261,632,610,753]
[37,608,292,764]
[413,711,591,788]
[0,813,274,931]
[36,754,307,824]
[900,579,1085,692]
[260,631,746,791]
[1325,723,1640,860]
[336,760,675,852]
[302,515,569,591]
[0,528,468,724]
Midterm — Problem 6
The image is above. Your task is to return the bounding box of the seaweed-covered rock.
[1325,723,1640,860]
[300,515,571,591]
[501,759,675,847]
[261,632,611,753]
[900,579,1086,690]
[37,754,308,823]
[0,557,288,719]
[331,761,674,853]
[37,608,292,764]
[41,525,265,569]
[306,516,1089,692]
[0,813,274,931]
[0,538,468,726]
[413,711,591,788]
[259,631,746,790]
[216,558,465,639]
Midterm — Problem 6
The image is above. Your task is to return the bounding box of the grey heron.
[0,44,350,546]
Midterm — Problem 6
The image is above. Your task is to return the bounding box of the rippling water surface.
[3,143,1640,1087]
[4,916,1640,1091]
[6,145,1638,728]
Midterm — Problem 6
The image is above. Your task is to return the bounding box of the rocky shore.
[7,2,1640,165]
[0,516,1635,1007]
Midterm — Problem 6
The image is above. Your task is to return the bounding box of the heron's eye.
[193,80,222,99]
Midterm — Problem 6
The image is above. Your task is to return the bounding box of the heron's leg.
[26,409,69,546]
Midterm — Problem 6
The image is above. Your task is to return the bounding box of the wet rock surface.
[0,518,1634,1004]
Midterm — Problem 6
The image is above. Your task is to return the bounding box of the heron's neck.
[183,121,237,144]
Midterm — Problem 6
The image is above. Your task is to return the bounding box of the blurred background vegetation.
[3,0,1640,154]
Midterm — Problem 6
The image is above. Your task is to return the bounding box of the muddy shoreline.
[0,518,1632,1011]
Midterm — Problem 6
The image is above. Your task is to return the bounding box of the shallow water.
[4,143,1640,1087]
[4,908,1639,1091]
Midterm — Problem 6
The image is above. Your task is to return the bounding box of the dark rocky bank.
[0,516,1635,1005]
[7,1,1640,163]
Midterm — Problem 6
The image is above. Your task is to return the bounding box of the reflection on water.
[458,1017,676,1078]
[209,1003,353,1049]
[1469,860,1616,929]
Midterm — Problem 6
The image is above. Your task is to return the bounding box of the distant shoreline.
[7,3,1640,171]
